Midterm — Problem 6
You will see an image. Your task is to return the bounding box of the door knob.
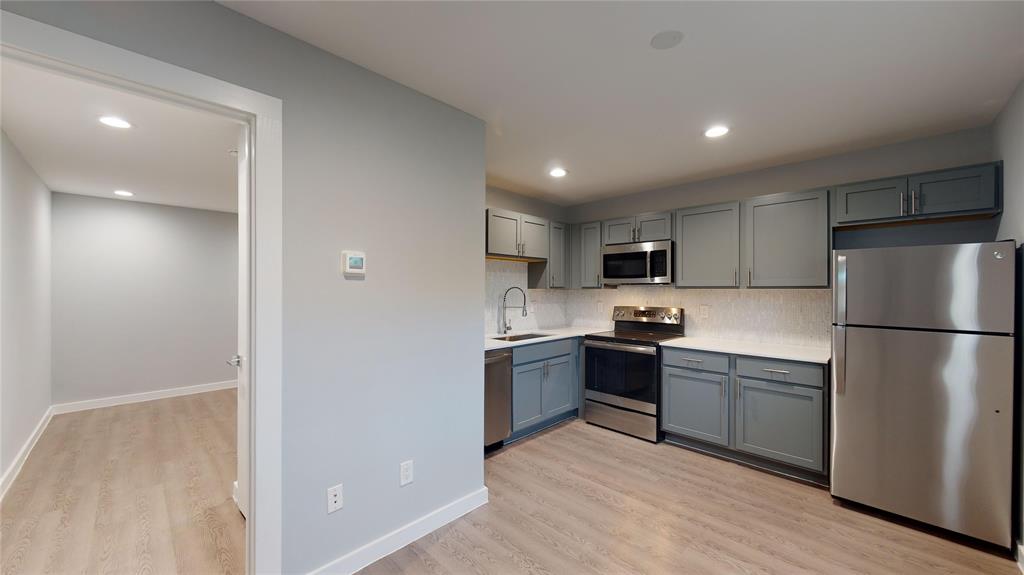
[227,355,243,367]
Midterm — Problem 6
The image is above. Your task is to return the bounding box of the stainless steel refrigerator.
[831,241,1016,548]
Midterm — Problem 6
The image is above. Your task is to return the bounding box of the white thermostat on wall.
[342,251,366,276]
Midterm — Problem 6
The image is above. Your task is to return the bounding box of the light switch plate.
[400,460,414,487]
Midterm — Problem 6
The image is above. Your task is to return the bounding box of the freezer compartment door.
[830,326,1013,547]
[833,241,1015,333]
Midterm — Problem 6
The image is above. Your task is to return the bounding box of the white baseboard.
[0,405,54,501]
[309,486,489,574]
[51,379,237,415]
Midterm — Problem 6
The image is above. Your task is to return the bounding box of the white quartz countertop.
[661,336,831,364]
[484,327,606,351]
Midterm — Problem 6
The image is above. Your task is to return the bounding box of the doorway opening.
[0,53,251,573]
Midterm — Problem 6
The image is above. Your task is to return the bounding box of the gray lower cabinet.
[834,177,907,224]
[734,377,823,472]
[910,164,997,216]
[662,366,729,446]
[512,361,545,431]
[674,202,740,287]
[742,188,829,287]
[512,341,579,434]
[602,216,635,245]
[580,222,602,287]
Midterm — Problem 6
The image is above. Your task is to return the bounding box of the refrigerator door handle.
[835,253,847,325]
[833,326,846,395]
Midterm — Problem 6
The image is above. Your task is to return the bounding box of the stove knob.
[673,313,680,320]
[659,312,666,319]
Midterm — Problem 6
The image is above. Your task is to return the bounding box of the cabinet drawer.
[662,348,729,373]
[513,338,574,365]
[736,357,823,388]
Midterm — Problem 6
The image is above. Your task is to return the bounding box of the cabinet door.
[487,208,520,256]
[521,214,549,259]
[603,216,636,245]
[675,202,740,287]
[549,222,566,288]
[909,164,997,216]
[734,377,823,471]
[636,211,672,242]
[743,189,829,287]
[542,355,574,417]
[834,177,907,224]
[662,366,729,446]
[512,361,545,431]
[580,222,602,287]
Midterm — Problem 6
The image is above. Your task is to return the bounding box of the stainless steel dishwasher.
[484,349,512,447]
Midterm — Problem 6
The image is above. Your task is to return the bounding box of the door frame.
[1,12,284,573]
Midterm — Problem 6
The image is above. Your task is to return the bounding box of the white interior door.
[234,126,251,519]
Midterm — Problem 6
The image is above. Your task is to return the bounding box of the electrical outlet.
[400,460,414,487]
[699,304,711,320]
[327,483,343,513]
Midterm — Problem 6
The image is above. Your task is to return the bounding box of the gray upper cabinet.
[636,212,672,242]
[486,208,520,257]
[520,214,549,259]
[734,377,823,472]
[831,162,1000,228]
[512,361,545,431]
[909,164,997,216]
[675,202,740,287]
[662,366,729,446]
[580,222,602,288]
[602,216,635,245]
[834,177,907,224]
[548,222,566,288]
[742,189,829,287]
[603,213,672,245]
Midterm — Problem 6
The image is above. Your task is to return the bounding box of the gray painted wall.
[567,126,994,222]
[991,78,1023,553]
[50,193,237,403]
[2,3,486,571]
[487,185,567,222]
[1,131,52,477]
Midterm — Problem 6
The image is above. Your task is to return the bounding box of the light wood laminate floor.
[363,420,1016,575]
[1,389,244,575]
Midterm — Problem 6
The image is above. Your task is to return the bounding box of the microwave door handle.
[646,250,652,280]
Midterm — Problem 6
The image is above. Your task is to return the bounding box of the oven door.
[583,340,658,414]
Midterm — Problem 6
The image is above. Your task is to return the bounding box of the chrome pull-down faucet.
[501,286,527,334]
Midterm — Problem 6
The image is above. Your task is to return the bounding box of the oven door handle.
[583,340,657,355]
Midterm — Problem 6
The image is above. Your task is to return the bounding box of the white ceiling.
[1,58,242,213]
[223,1,1024,206]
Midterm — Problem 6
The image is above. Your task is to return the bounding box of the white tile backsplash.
[486,260,832,347]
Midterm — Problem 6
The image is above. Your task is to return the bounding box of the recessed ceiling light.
[113,190,134,197]
[704,125,730,138]
[549,167,568,178]
[650,30,684,50]
[99,116,132,129]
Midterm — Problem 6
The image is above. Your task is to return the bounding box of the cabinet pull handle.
[680,357,703,363]
[762,368,790,375]
[721,378,726,398]
[734,269,738,286]
[912,190,919,214]
[899,191,905,216]
[748,268,752,286]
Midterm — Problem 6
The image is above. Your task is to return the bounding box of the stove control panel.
[612,306,683,325]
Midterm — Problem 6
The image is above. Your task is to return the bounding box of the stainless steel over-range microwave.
[601,240,673,285]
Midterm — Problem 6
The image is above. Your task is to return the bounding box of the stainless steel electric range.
[582,305,684,442]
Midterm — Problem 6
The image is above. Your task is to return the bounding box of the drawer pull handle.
[681,357,703,363]
[762,368,790,375]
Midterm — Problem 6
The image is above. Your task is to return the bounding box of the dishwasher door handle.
[485,352,512,365]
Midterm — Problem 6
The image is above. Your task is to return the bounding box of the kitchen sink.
[491,333,549,342]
